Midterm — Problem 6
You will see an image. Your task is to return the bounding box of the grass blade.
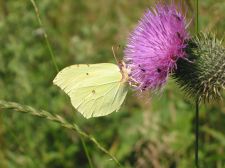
[0,100,122,167]
[30,0,59,72]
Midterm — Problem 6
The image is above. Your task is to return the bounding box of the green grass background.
[0,0,224,167]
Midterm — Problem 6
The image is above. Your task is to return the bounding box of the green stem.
[81,137,94,168]
[30,0,59,72]
[195,99,199,168]
[195,0,199,34]
[0,100,122,167]
[195,1,199,167]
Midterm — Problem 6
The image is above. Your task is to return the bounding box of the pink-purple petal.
[125,3,189,91]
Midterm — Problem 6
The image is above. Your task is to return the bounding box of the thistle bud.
[173,33,225,102]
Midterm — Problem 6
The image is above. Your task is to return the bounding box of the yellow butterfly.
[53,61,129,119]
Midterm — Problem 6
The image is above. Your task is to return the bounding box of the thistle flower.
[173,33,225,102]
[125,3,189,92]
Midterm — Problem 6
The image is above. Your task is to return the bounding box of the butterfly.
[53,60,129,119]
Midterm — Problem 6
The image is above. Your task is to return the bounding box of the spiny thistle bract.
[173,33,225,102]
[124,3,189,92]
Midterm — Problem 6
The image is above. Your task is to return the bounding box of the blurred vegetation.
[0,0,224,167]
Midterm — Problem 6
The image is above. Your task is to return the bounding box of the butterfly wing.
[53,63,128,118]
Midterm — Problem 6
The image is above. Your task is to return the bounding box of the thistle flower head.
[173,33,225,102]
[125,3,189,92]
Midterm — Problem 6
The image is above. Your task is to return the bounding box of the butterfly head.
[118,61,129,83]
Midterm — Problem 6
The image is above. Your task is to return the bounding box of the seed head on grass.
[125,3,189,92]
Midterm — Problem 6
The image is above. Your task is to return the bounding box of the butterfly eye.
[92,90,96,94]
[86,73,89,75]
[157,68,161,73]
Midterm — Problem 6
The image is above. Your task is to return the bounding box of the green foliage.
[0,0,224,168]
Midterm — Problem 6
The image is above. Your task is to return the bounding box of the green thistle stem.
[195,99,199,168]
[0,100,122,167]
[195,1,199,167]
[195,0,199,34]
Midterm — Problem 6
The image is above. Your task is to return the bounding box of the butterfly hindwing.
[53,63,128,118]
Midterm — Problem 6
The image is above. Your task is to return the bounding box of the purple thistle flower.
[125,3,189,92]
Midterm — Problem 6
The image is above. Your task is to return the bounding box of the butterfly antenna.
[112,46,119,65]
